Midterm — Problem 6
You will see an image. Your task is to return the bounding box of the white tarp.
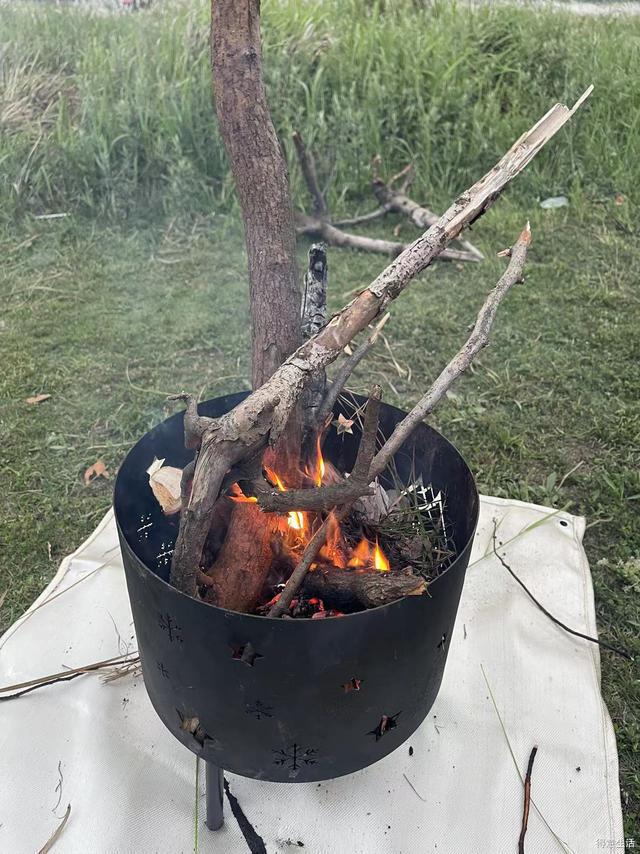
[0,497,623,853]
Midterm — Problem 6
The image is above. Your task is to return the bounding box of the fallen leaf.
[26,393,51,405]
[333,413,354,435]
[615,193,626,206]
[147,457,182,514]
[84,459,109,485]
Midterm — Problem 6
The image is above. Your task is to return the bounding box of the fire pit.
[114,391,479,829]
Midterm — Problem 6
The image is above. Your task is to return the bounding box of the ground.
[0,0,638,837]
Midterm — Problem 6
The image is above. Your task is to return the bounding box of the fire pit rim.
[114,391,479,623]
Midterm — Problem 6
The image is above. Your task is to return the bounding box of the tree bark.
[211,0,301,388]
[300,565,426,611]
[202,502,278,612]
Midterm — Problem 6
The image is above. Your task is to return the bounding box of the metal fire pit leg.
[205,761,224,830]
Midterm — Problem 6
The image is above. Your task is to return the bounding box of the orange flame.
[347,536,390,572]
[373,538,390,572]
[232,446,391,575]
[264,466,308,534]
[229,483,257,503]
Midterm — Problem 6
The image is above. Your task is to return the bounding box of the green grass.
[1,0,640,219]
[0,0,638,838]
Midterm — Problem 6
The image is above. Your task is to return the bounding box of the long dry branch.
[264,225,530,614]
[369,223,531,479]
[169,90,590,596]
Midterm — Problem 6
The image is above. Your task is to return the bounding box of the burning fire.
[347,537,390,572]
[263,466,306,532]
[229,441,390,572]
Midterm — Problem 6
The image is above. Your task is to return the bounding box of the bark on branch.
[212,0,301,388]
[170,89,590,597]
[369,223,532,479]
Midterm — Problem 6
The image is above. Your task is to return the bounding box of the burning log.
[300,565,426,612]
[200,502,279,612]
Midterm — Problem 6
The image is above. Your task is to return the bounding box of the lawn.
[1,0,638,836]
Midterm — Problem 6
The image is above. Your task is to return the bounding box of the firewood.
[169,92,591,597]
[267,226,531,616]
[267,386,382,618]
[202,502,279,613]
[300,565,426,611]
[300,243,328,442]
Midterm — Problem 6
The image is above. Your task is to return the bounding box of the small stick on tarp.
[518,746,538,854]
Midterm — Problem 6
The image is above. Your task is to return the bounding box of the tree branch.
[372,175,484,261]
[369,223,531,479]
[170,90,591,595]
[293,131,328,217]
[297,214,479,262]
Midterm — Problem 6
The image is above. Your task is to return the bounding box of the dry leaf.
[147,457,182,514]
[84,459,109,485]
[333,413,354,435]
[26,393,51,405]
[615,193,626,206]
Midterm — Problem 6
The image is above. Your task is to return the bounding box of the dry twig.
[518,746,538,854]
[0,652,140,701]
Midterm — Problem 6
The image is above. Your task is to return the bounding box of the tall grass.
[0,0,638,219]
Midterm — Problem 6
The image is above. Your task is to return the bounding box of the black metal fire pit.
[114,392,479,829]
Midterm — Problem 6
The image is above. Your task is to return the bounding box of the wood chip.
[26,393,51,405]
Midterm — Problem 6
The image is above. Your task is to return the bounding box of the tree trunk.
[211,0,301,388]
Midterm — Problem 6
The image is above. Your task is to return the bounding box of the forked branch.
[170,89,590,596]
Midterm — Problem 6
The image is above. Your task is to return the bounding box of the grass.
[0,0,638,838]
[1,0,640,220]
